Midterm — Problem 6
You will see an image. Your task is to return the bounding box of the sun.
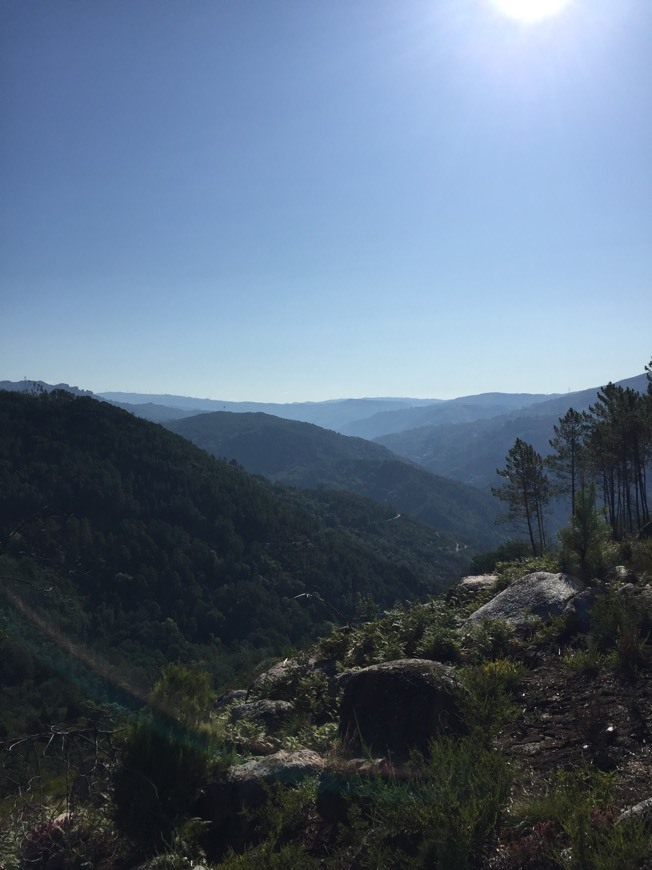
[491,0,571,22]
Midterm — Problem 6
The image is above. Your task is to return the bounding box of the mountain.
[0,378,93,397]
[375,373,650,491]
[99,391,439,431]
[340,391,561,439]
[164,411,503,550]
[0,388,469,734]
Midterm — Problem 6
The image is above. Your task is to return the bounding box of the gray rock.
[226,749,324,806]
[338,658,466,757]
[617,796,652,825]
[466,571,585,629]
[563,588,598,635]
[456,574,500,595]
[248,658,297,698]
[198,750,324,857]
[230,699,294,731]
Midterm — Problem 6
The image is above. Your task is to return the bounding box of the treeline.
[493,359,652,555]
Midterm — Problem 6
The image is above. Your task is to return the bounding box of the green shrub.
[465,618,518,663]
[113,711,215,849]
[562,646,607,676]
[344,736,512,868]
[589,589,647,670]
[216,779,320,869]
[557,484,615,582]
[508,766,652,869]
[459,660,525,738]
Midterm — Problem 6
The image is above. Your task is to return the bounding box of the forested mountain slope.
[165,411,503,550]
[99,391,437,431]
[341,391,559,439]
[0,390,466,733]
[376,373,649,490]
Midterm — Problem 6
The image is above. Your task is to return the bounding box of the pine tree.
[492,438,551,556]
[545,407,590,516]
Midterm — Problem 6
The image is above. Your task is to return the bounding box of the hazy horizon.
[2,1,650,403]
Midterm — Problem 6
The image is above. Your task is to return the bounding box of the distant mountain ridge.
[375,373,650,491]
[98,392,439,430]
[341,392,561,439]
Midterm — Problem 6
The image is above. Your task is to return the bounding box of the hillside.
[0,390,466,735]
[341,391,560,439]
[99,391,438,431]
[164,411,503,550]
[376,373,650,490]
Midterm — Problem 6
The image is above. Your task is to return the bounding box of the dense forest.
[0,388,471,737]
[165,410,503,549]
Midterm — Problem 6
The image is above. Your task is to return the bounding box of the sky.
[1,0,650,402]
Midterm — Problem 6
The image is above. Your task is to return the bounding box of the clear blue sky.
[2,0,650,401]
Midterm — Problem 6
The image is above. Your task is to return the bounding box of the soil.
[489,648,652,868]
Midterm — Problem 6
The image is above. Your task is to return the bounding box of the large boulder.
[466,571,585,630]
[338,659,466,757]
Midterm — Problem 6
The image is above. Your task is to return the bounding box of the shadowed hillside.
[165,411,503,550]
[0,389,468,735]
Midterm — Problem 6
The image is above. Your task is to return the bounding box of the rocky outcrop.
[338,658,466,756]
[466,571,585,629]
[230,699,295,731]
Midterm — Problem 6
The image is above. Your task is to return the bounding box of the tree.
[558,482,612,581]
[545,407,590,517]
[586,383,649,537]
[492,438,551,556]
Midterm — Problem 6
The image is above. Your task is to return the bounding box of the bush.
[507,765,651,869]
[113,711,214,849]
[459,660,525,738]
[344,736,512,868]
[589,589,647,670]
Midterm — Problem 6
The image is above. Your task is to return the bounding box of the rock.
[454,574,500,596]
[215,689,247,710]
[248,655,340,701]
[226,749,324,807]
[248,658,297,698]
[563,588,598,635]
[466,572,585,630]
[617,796,652,825]
[230,699,294,731]
[198,750,324,857]
[616,583,652,628]
[338,658,466,757]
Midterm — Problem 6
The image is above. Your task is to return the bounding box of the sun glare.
[491,0,571,22]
